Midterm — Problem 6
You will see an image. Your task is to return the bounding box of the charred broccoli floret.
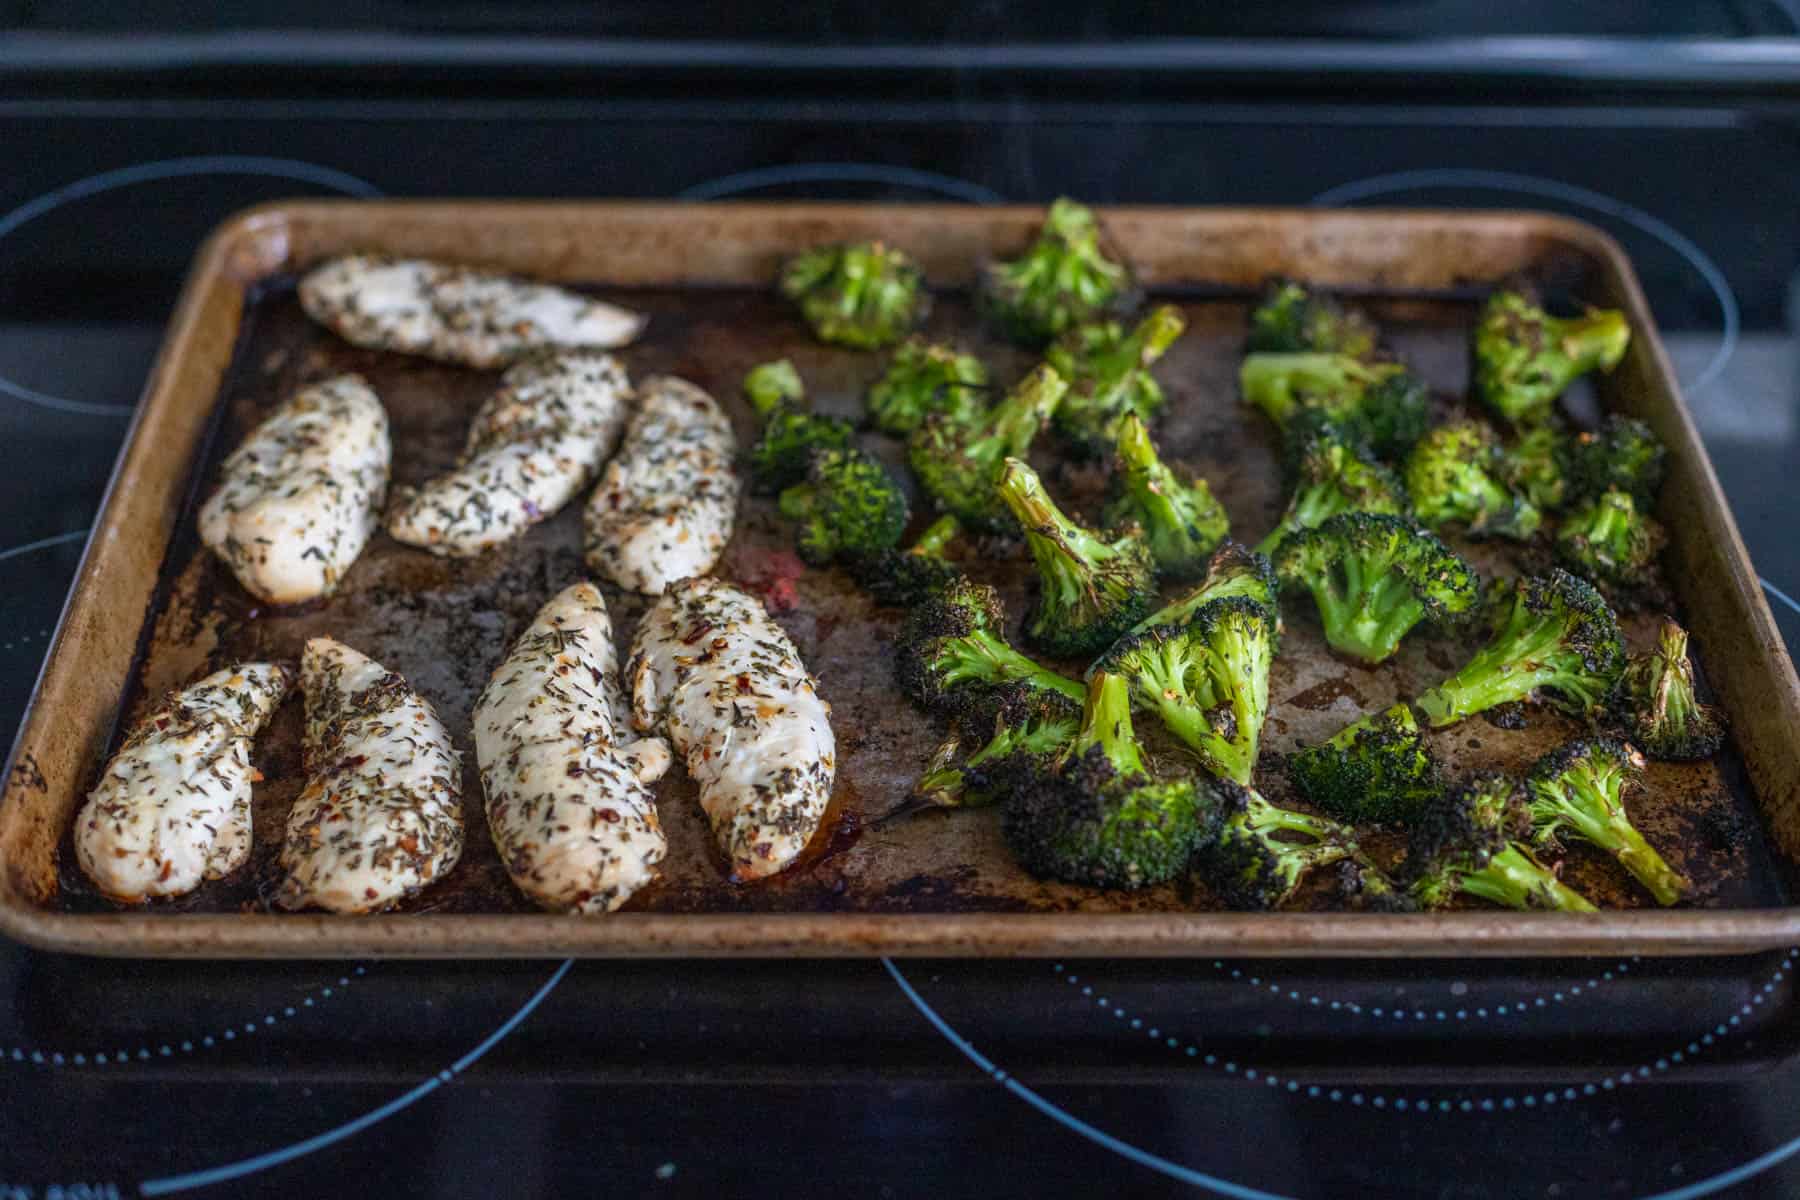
[1566,414,1667,506]
[1048,305,1185,456]
[1096,596,1274,785]
[1246,278,1378,358]
[1192,776,1362,910]
[1273,513,1481,664]
[847,513,964,607]
[1554,488,1664,590]
[1239,352,1429,460]
[1414,569,1625,727]
[1498,422,1570,512]
[1613,619,1725,761]
[1289,703,1442,825]
[1254,422,1409,556]
[912,684,1082,811]
[908,363,1067,532]
[1132,541,1282,634]
[895,577,1086,716]
[865,338,989,436]
[777,447,909,566]
[998,672,1203,889]
[1526,738,1688,906]
[979,197,1136,346]
[997,457,1157,657]
[743,360,855,495]
[1105,413,1229,580]
[1404,774,1597,912]
[1404,420,1543,540]
[778,240,928,349]
[1473,289,1631,427]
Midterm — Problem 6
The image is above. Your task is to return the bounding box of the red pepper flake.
[735,674,754,695]
[596,808,620,824]
[680,621,715,645]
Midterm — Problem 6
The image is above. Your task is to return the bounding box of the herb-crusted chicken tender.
[199,374,390,605]
[584,375,741,595]
[299,254,646,368]
[629,578,836,880]
[387,352,632,557]
[475,583,673,914]
[277,639,465,914]
[75,663,293,902]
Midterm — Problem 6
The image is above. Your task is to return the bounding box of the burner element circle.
[0,155,381,417]
[679,162,1001,204]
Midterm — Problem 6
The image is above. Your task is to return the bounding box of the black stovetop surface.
[5,35,1800,1197]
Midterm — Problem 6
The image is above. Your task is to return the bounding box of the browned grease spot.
[1284,676,1367,712]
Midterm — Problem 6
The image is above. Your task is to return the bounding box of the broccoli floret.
[1192,776,1362,910]
[908,363,1068,532]
[1404,774,1597,912]
[1239,352,1429,460]
[866,339,989,437]
[1105,413,1229,580]
[778,240,929,349]
[1414,569,1625,728]
[998,672,1202,889]
[1526,738,1689,906]
[997,457,1157,657]
[1554,488,1664,591]
[1566,414,1667,506]
[743,358,804,413]
[1048,305,1186,456]
[1132,540,1282,634]
[1497,422,1570,512]
[1273,513,1481,665]
[1096,595,1274,785]
[1613,619,1725,761]
[979,197,1136,346]
[1289,702,1442,825]
[1404,420,1543,541]
[743,360,855,496]
[777,447,909,566]
[1246,278,1378,358]
[847,513,964,607]
[1473,289,1631,427]
[894,577,1086,717]
[1254,422,1409,556]
[912,684,1083,811]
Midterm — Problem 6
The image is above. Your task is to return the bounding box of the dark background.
[4,6,1800,1197]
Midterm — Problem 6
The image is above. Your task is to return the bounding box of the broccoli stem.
[1242,790,1349,845]
[1151,696,1253,786]
[1252,479,1358,558]
[1555,309,1632,376]
[910,513,962,559]
[998,457,1117,612]
[1460,845,1597,913]
[1310,561,1425,663]
[1115,413,1187,533]
[1072,672,1145,779]
[935,631,1087,704]
[984,365,1068,461]
[1415,621,1577,727]
[913,735,970,807]
[1129,304,1186,364]
[1239,352,1340,427]
[1550,801,1687,906]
